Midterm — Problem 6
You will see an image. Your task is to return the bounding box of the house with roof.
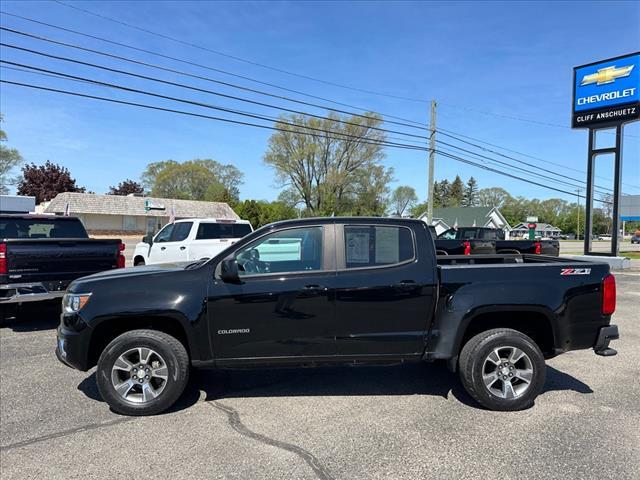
[43,192,239,235]
[511,222,562,239]
[417,206,511,236]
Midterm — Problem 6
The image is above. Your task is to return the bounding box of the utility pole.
[427,100,437,224]
[576,189,581,240]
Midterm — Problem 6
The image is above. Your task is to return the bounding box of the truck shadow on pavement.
[1,301,61,332]
[77,362,593,414]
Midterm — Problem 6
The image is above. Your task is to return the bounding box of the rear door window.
[195,223,252,239]
[344,225,414,269]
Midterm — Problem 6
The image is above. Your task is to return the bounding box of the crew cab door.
[147,222,192,264]
[333,223,437,357]
[210,224,337,361]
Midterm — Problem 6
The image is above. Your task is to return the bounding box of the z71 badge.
[561,268,592,276]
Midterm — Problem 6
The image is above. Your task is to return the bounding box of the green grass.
[621,252,640,260]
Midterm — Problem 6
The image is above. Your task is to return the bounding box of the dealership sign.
[572,52,640,128]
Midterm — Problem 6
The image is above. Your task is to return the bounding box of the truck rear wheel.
[96,329,189,416]
[459,328,545,411]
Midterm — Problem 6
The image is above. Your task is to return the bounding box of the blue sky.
[1,0,638,203]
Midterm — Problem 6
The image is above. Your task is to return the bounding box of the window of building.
[123,216,137,231]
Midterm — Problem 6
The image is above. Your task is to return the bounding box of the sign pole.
[611,124,624,256]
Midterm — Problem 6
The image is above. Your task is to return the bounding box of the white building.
[44,192,239,235]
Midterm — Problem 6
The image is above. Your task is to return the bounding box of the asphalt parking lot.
[1,273,639,480]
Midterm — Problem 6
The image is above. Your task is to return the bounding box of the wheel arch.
[87,315,193,369]
[445,306,558,371]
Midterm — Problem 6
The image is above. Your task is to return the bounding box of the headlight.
[62,293,92,313]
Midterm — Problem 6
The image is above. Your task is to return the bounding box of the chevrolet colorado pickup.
[1,215,124,324]
[56,217,618,415]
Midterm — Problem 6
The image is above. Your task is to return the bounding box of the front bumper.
[55,322,92,371]
[0,282,66,304]
[594,325,619,356]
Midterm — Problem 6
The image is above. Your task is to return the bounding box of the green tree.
[389,185,418,216]
[434,180,450,207]
[264,112,392,215]
[409,200,429,218]
[448,175,464,207]
[462,177,478,207]
[0,114,23,195]
[234,199,297,229]
[477,187,511,208]
[142,159,243,202]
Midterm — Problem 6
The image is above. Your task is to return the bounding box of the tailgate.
[4,239,120,285]
[470,240,496,254]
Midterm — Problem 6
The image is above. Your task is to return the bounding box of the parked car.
[133,218,253,266]
[597,234,612,241]
[428,226,495,255]
[439,227,560,256]
[1,214,124,323]
[631,234,640,244]
[56,217,618,415]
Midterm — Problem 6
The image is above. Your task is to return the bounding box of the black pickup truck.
[428,226,495,255]
[1,215,124,323]
[56,217,618,415]
[439,227,560,256]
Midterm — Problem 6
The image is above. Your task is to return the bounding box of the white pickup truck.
[133,218,253,266]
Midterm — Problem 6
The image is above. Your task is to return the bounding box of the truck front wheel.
[96,329,189,416]
[459,328,546,411]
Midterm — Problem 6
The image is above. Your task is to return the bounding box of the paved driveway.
[1,274,638,479]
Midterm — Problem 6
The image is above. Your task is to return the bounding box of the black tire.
[134,258,146,266]
[459,328,546,411]
[96,329,189,416]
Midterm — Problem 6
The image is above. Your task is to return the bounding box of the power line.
[0,41,430,141]
[435,129,620,195]
[0,13,428,128]
[2,32,620,195]
[439,102,640,139]
[52,0,432,104]
[0,60,431,151]
[0,26,430,132]
[1,56,619,198]
[435,145,612,198]
[2,78,613,205]
[436,126,640,192]
[435,149,611,205]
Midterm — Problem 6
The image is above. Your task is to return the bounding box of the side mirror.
[143,233,154,245]
[220,258,241,284]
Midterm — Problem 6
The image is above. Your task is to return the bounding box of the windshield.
[0,217,88,239]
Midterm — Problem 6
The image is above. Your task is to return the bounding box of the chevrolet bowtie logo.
[581,65,634,86]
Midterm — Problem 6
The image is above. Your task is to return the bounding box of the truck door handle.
[394,280,416,290]
[303,284,324,293]
[160,246,166,251]
[180,246,186,250]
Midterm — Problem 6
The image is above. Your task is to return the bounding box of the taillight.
[602,274,616,315]
[534,241,541,254]
[463,241,471,255]
[117,242,126,268]
[0,243,6,275]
